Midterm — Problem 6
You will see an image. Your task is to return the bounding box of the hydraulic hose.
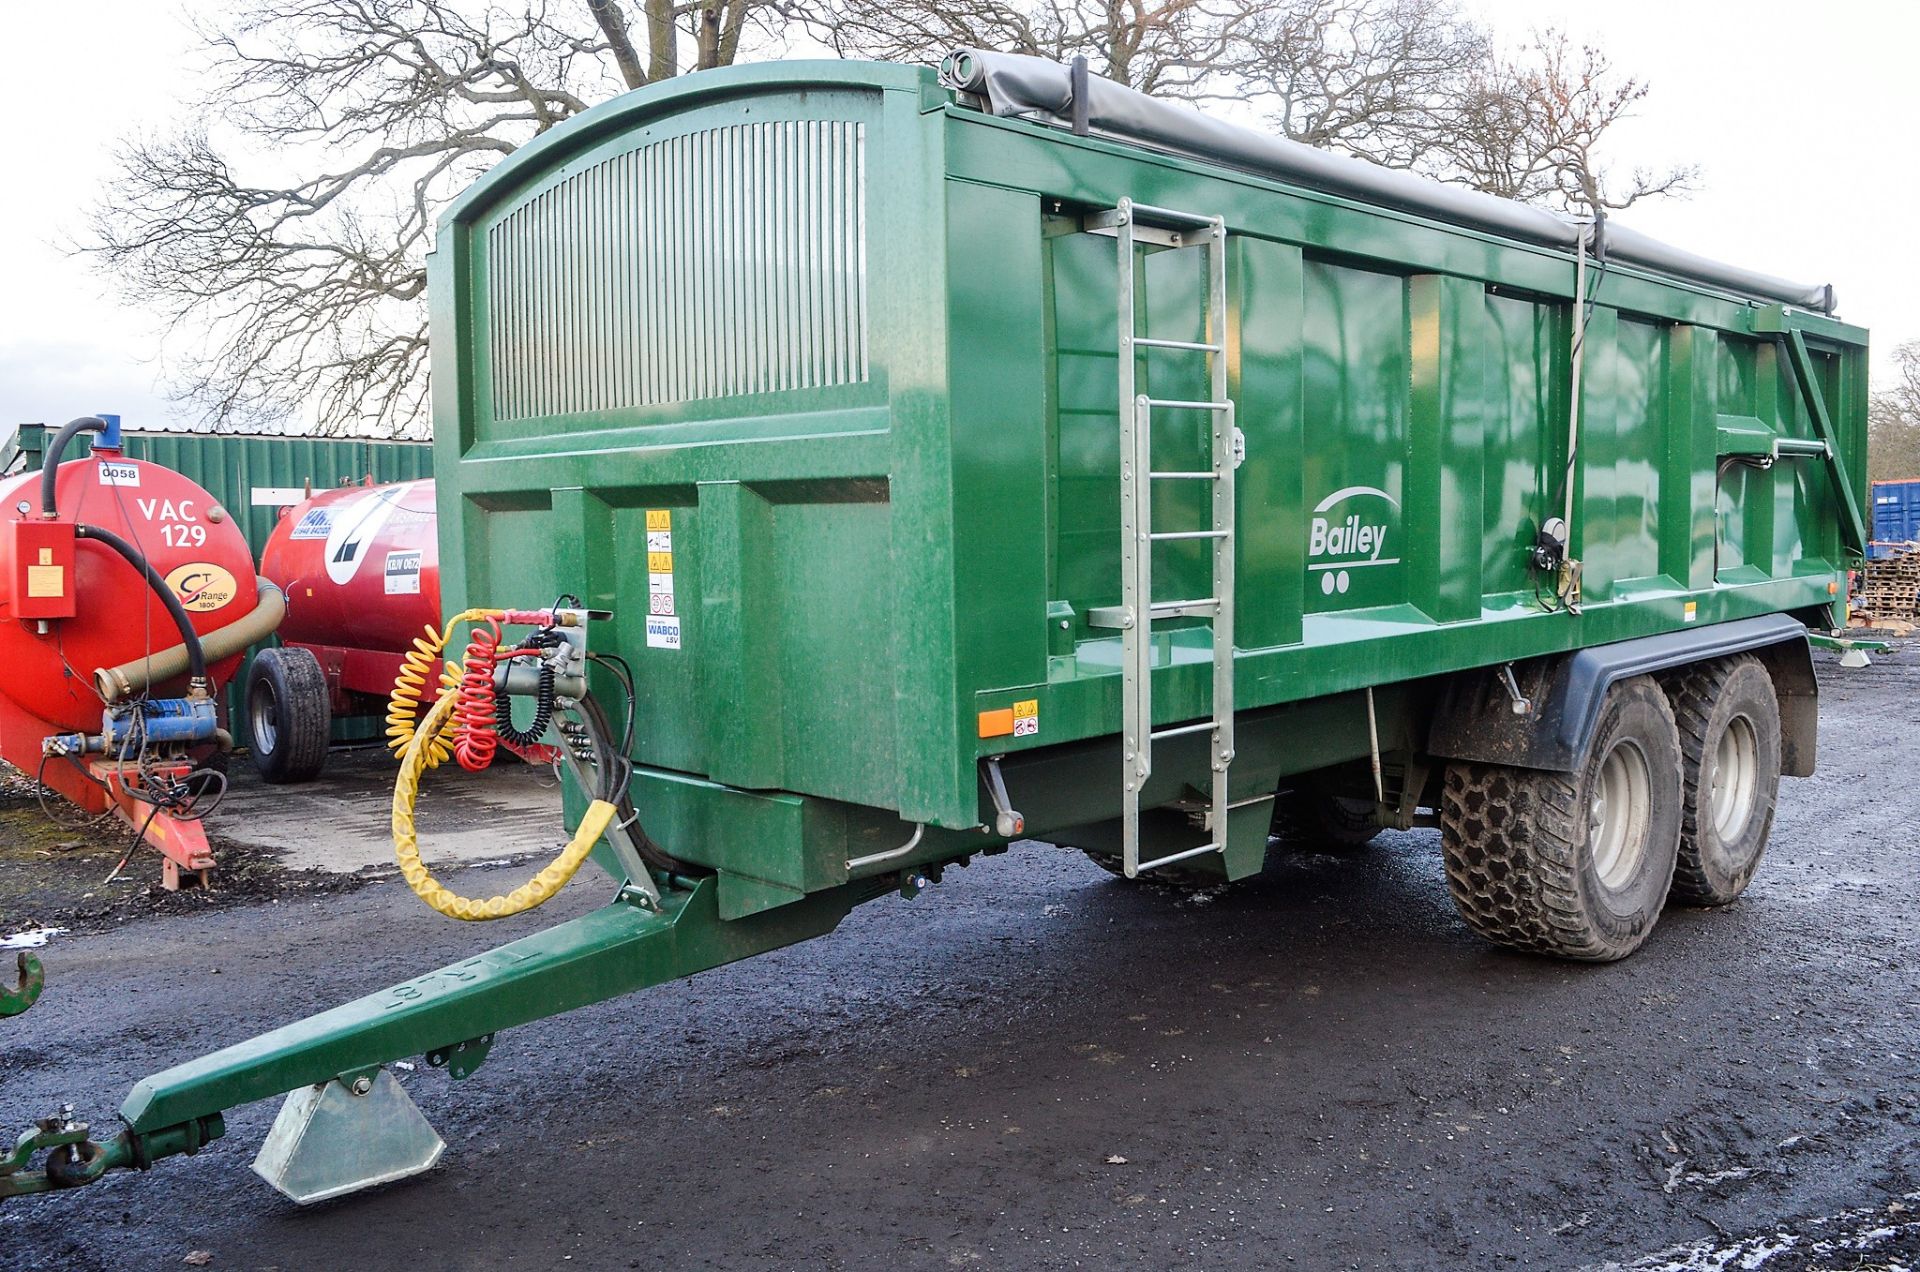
[73,523,207,689]
[391,677,616,921]
[95,579,286,703]
[39,416,107,518]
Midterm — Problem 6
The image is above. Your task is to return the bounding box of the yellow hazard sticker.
[1683,600,1698,623]
[1012,699,1039,737]
[647,550,673,574]
[646,509,671,532]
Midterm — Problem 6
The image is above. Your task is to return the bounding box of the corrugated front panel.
[486,120,869,421]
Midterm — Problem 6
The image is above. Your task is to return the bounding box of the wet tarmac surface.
[1,647,1916,1270]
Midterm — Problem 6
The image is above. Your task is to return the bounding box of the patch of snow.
[1,926,66,950]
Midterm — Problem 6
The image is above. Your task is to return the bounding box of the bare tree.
[1238,0,1489,172]
[93,1,1694,437]
[803,0,1259,97]
[86,0,784,438]
[1446,30,1697,214]
[1870,342,1920,485]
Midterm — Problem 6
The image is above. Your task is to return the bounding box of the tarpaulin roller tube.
[938,48,1836,312]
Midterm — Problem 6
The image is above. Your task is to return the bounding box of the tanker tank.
[0,415,285,888]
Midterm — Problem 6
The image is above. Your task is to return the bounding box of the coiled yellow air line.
[385,610,499,765]
[388,609,618,921]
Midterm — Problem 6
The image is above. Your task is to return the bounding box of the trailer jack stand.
[252,1068,445,1204]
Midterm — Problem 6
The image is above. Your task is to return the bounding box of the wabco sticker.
[97,461,140,487]
[1307,485,1401,596]
[165,562,239,613]
[323,482,414,584]
[289,507,334,540]
[384,550,422,595]
[645,615,682,650]
[1012,699,1040,737]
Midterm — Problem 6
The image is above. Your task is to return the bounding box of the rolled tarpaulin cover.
[938,48,1835,314]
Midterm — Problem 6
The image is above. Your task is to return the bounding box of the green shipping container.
[0,422,432,748]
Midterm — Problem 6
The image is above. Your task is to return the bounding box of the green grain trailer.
[1,52,1867,1204]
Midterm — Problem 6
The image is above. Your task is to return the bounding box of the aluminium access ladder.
[1084,198,1239,877]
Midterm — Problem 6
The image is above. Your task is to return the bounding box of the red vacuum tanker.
[254,478,441,781]
[0,416,284,887]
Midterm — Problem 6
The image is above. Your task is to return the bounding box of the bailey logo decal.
[1308,485,1400,596]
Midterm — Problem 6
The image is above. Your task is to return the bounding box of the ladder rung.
[1126,201,1220,228]
[1149,529,1229,542]
[1151,720,1217,741]
[1133,337,1221,352]
[1148,598,1218,617]
[1143,398,1230,411]
[1150,470,1217,480]
[1135,842,1223,872]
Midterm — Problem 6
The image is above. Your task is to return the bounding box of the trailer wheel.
[1271,789,1380,850]
[1660,655,1781,906]
[1440,675,1682,962]
[247,647,331,784]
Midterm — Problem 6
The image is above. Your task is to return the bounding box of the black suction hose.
[40,416,108,518]
[72,523,207,687]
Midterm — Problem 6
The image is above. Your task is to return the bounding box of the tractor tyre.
[1440,675,1682,962]
[1659,655,1781,907]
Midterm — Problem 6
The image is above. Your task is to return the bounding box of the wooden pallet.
[1859,547,1920,619]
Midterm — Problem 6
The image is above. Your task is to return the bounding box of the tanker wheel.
[247,647,331,784]
[1271,788,1381,850]
[1439,675,1682,962]
[1660,655,1781,907]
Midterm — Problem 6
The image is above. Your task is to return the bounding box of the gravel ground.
[0,646,1915,1271]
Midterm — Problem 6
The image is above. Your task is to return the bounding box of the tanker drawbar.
[0,51,1871,1208]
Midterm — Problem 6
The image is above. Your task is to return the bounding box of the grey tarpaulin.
[938,49,1836,314]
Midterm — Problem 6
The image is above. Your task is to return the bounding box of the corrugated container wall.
[1870,477,1920,558]
[0,424,434,747]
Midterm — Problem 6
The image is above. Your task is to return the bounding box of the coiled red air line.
[453,619,504,771]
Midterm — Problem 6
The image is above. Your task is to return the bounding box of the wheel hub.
[1710,715,1759,841]
[1590,740,1652,890]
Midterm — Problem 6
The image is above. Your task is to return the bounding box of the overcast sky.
[4,0,1915,432]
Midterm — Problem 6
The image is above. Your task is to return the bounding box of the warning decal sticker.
[1012,699,1040,737]
[644,510,676,620]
